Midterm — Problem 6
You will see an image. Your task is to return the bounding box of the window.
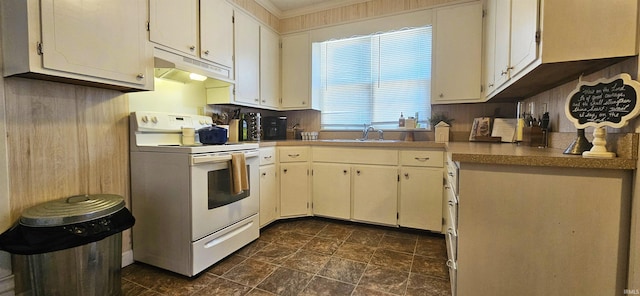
[315,26,432,130]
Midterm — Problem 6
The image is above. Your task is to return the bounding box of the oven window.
[207,165,250,209]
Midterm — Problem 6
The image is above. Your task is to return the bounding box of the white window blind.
[317,26,432,130]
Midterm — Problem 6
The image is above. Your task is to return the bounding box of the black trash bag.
[0,207,135,255]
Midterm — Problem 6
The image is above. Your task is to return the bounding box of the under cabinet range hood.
[153,47,234,85]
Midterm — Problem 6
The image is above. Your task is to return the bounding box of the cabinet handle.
[136,73,145,80]
[288,154,300,158]
[343,170,348,175]
[414,157,429,162]
[189,45,196,51]
[254,98,259,102]
[448,172,454,177]
[204,50,210,55]
[439,93,444,98]
[263,155,272,160]
[446,259,457,270]
[404,173,409,179]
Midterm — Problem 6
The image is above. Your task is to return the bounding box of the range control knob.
[140,115,149,123]
[151,116,158,124]
[199,120,205,125]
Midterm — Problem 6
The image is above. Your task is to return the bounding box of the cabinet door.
[200,0,233,69]
[312,163,351,220]
[509,0,538,77]
[234,11,260,105]
[280,163,309,217]
[483,0,498,95]
[432,2,483,104]
[40,0,151,86]
[352,165,398,225]
[492,0,511,89]
[281,32,310,109]
[399,167,443,231]
[149,0,198,57]
[260,27,281,108]
[259,164,278,227]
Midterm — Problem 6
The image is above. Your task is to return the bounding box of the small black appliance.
[262,116,287,140]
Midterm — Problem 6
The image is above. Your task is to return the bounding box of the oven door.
[190,150,259,241]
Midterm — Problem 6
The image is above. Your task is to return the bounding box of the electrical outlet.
[197,107,205,115]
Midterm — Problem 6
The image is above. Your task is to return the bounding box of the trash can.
[0,194,135,296]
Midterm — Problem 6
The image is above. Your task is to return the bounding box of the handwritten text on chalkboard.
[565,73,640,129]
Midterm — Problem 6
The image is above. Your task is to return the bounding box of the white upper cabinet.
[2,0,153,91]
[432,2,483,104]
[149,0,198,57]
[281,32,312,109]
[201,0,234,69]
[485,0,638,100]
[149,0,233,73]
[234,10,261,106]
[260,27,281,109]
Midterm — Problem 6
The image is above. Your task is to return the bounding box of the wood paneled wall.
[232,0,280,31]
[279,0,459,33]
[524,57,638,134]
[4,77,131,247]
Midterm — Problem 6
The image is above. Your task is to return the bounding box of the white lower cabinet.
[311,163,351,220]
[352,165,398,226]
[278,147,310,217]
[399,166,443,231]
[398,150,445,232]
[259,164,277,227]
[279,163,310,217]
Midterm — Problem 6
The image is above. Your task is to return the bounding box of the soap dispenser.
[399,113,405,127]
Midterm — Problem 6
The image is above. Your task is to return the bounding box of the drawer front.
[259,147,276,165]
[446,159,459,195]
[447,258,457,296]
[446,186,458,230]
[399,150,443,167]
[312,147,398,165]
[279,147,309,162]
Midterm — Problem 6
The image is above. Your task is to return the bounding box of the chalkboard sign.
[565,73,640,129]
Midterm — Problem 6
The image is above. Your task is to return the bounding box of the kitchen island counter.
[446,141,637,170]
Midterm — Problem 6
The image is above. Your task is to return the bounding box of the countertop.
[257,139,637,170]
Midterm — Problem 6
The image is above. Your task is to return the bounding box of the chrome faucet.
[362,124,375,140]
[362,124,384,140]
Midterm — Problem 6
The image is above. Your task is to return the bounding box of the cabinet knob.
[343,170,348,175]
[262,172,267,176]
[136,73,145,80]
[448,172,454,177]
[404,173,409,179]
[204,50,210,55]
[439,93,444,98]
[283,169,288,173]
[189,45,196,51]
[356,170,361,176]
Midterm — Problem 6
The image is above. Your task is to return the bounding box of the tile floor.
[121,217,451,296]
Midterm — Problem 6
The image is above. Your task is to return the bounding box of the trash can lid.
[20,194,125,227]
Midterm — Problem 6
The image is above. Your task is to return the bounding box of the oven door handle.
[191,150,259,165]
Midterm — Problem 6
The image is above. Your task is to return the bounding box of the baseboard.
[122,250,134,268]
[0,274,14,296]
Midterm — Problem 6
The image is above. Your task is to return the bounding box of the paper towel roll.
[228,119,239,143]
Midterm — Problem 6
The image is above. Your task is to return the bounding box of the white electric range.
[129,111,260,276]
